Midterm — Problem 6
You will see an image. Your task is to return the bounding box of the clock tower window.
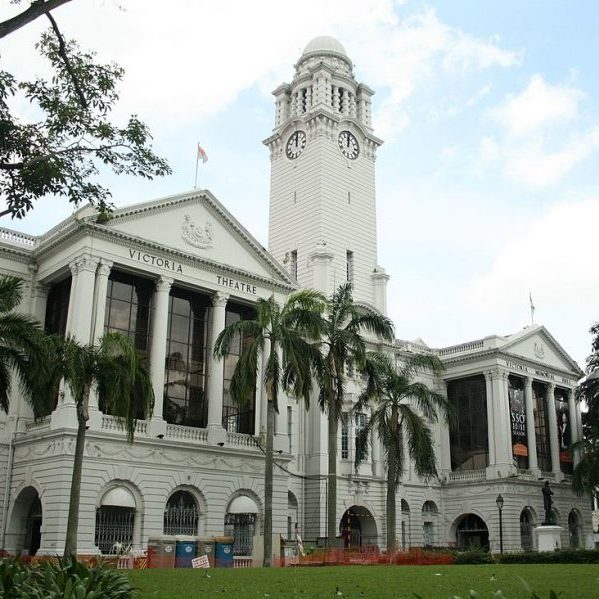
[346,251,354,283]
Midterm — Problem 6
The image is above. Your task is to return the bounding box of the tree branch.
[46,11,88,109]
[0,0,73,39]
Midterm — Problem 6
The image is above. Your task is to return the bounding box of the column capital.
[32,281,48,299]
[524,375,533,385]
[69,253,100,276]
[97,259,113,278]
[488,367,509,381]
[212,291,229,308]
[155,276,173,293]
[546,382,556,394]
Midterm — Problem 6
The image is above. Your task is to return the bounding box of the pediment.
[501,326,580,373]
[105,191,291,284]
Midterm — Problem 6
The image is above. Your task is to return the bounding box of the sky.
[1,0,598,368]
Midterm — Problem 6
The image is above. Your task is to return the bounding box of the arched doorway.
[520,508,535,551]
[339,506,377,549]
[454,514,489,551]
[225,495,259,557]
[7,487,43,556]
[95,486,136,554]
[422,501,438,547]
[568,510,582,548]
[401,499,411,549]
[164,490,199,536]
[287,492,298,540]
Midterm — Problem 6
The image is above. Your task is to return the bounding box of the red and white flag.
[197,143,208,164]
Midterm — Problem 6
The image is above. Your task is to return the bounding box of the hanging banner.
[554,391,572,470]
[509,380,528,461]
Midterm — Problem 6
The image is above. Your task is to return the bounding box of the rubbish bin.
[175,540,198,568]
[147,538,161,569]
[197,538,215,568]
[160,538,176,568]
[214,536,234,568]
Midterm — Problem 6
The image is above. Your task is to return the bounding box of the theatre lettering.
[128,249,183,273]
[216,275,257,294]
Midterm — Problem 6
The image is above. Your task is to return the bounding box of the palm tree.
[0,276,48,415]
[213,290,325,567]
[355,351,450,554]
[41,332,154,558]
[317,283,394,546]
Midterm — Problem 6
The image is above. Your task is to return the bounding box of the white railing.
[101,415,148,435]
[226,432,259,448]
[165,424,208,443]
[233,556,253,568]
[25,415,51,432]
[448,469,486,482]
[0,228,37,247]
[438,340,485,356]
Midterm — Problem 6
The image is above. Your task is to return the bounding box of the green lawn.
[127,564,599,598]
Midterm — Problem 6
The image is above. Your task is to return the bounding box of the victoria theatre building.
[0,36,591,560]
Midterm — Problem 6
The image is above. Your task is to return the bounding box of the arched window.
[569,510,582,548]
[422,501,438,547]
[225,495,258,557]
[95,487,136,555]
[401,499,411,549]
[164,491,199,536]
[520,508,534,551]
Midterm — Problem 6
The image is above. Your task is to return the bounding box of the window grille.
[224,513,256,556]
[163,491,199,536]
[95,506,134,555]
[290,250,298,280]
[346,251,354,283]
[355,412,368,460]
[287,406,293,453]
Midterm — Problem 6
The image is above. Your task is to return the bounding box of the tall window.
[448,375,489,471]
[222,303,256,434]
[290,250,298,280]
[355,412,368,460]
[163,491,199,536]
[555,389,573,474]
[44,277,71,336]
[163,288,209,428]
[341,412,349,459]
[287,406,293,453]
[346,250,354,283]
[104,271,153,359]
[533,382,552,472]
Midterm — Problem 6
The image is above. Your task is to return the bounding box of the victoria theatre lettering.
[128,249,183,273]
[216,275,257,295]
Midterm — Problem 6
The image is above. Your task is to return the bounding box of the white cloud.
[491,75,584,138]
[464,198,599,359]
[503,128,599,187]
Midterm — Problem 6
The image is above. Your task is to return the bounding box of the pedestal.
[534,525,562,552]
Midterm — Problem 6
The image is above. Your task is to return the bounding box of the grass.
[126,564,599,598]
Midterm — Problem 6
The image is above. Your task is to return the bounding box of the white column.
[371,268,389,316]
[568,388,580,466]
[484,372,496,469]
[52,254,99,429]
[147,276,172,437]
[545,383,561,478]
[29,281,48,324]
[371,426,381,477]
[274,346,288,452]
[438,382,451,478]
[259,337,271,436]
[524,377,539,473]
[490,368,513,476]
[88,260,112,430]
[206,291,228,445]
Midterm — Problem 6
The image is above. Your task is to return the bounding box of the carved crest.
[534,342,545,360]
[181,214,213,249]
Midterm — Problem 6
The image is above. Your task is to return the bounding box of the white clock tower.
[264,36,389,314]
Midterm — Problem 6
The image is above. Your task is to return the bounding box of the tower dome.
[302,36,347,58]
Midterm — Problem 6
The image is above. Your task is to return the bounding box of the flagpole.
[194,149,199,189]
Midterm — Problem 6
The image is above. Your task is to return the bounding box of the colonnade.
[28,253,290,446]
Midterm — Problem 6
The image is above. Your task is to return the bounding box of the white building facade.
[0,37,591,559]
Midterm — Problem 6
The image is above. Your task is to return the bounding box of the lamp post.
[496,494,504,554]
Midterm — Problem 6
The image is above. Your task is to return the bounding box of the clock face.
[286,131,307,159]
[338,130,359,159]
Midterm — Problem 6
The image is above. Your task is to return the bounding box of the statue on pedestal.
[542,481,554,525]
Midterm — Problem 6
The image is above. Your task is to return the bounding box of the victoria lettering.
[128,249,183,273]
[216,275,257,295]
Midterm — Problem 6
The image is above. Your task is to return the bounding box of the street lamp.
[496,494,504,554]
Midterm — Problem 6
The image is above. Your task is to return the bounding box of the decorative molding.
[69,254,99,276]
[155,276,174,293]
[534,342,545,360]
[97,259,113,278]
[181,214,214,249]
